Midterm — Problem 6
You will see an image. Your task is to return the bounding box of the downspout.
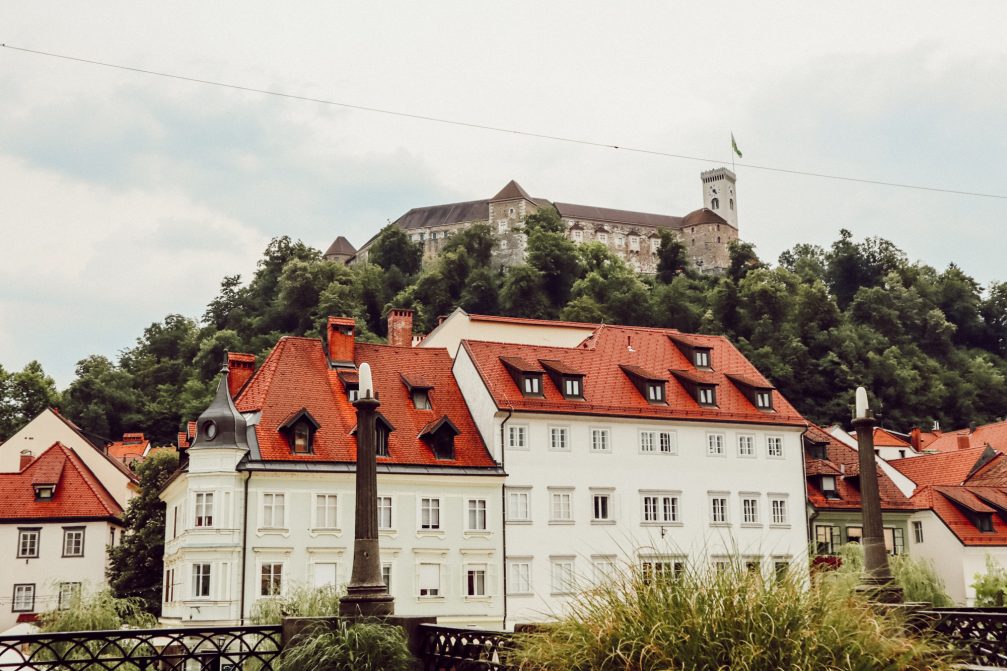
[800,423,815,549]
[239,471,251,623]
[499,405,514,630]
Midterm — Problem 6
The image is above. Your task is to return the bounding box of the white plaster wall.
[0,520,118,631]
[0,410,135,507]
[452,347,502,462]
[420,311,594,358]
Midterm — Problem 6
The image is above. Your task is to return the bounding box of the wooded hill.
[3,207,1006,444]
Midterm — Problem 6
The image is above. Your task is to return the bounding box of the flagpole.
[731,132,735,173]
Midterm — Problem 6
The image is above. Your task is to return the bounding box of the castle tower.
[700,168,738,230]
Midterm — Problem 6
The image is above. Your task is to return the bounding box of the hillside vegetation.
[3,207,1006,443]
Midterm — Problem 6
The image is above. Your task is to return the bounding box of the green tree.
[655,229,690,282]
[501,265,550,319]
[0,361,61,439]
[524,206,582,312]
[369,225,423,278]
[62,356,142,441]
[107,449,180,615]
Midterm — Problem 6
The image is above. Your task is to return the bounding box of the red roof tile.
[925,420,1007,454]
[872,428,911,448]
[889,446,992,486]
[0,443,123,521]
[911,485,1007,546]
[236,336,496,468]
[462,326,804,425]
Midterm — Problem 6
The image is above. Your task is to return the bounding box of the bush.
[972,555,1007,606]
[249,584,344,624]
[39,589,156,632]
[277,620,414,671]
[510,562,959,671]
[816,543,953,606]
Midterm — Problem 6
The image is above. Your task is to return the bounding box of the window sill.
[506,592,534,598]
[741,523,763,529]
[706,453,727,458]
[464,596,492,603]
[550,592,575,597]
[591,520,617,526]
[256,528,290,538]
[709,522,731,528]
[769,524,792,530]
[589,450,612,455]
[548,520,575,526]
[505,519,532,526]
[416,596,445,602]
[737,454,756,459]
[310,529,342,537]
[378,529,398,538]
[463,530,492,539]
[642,521,682,527]
[416,530,446,539]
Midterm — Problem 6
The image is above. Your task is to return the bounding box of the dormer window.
[402,374,434,410]
[668,334,714,371]
[621,365,668,406]
[564,378,582,398]
[376,425,390,458]
[697,386,715,406]
[420,416,460,460]
[348,387,360,403]
[279,409,320,455]
[725,373,776,413]
[523,376,541,395]
[820,475,839,499]
[293,423,311,454]
[806,441,828,461]
[501,356,546,398]
[977,513,994,533]
[540,360,586,401]
[755,390,772,409]
[694,349,711,369]
[413,391,431,410]
[34,485,55,501]
[647,382,665,403]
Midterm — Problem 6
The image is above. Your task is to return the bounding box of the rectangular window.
[17,529,39,558]
[821,475,839,498]
[639,431,656,453]
[884,527,906,556]
[508,425,528,449]
[694,350,710,368]
[642,494,679,524]
[629,236,639,251]
[710,496,729,524]
[847,526,863,544]
[506,489,531,522]
[262,493,286,528]
[466,566,487,597]
[742,497,760,524]
[647,383,665,403]
[418,563,441,597]
[315,494,338,529]
[467,499,488,531]
[413,391,431,410]
[507,560,532,595]
[172,506,178,538]
[641,558,686,584]
[551,558,575,594]
[815,525,840,554]
[592,493,611,521]
[381,563,392,592]
[563,378,582,398]
[12,584,35,612]
[192,563,211,598]
[194,492,213,527]
[591,428,610,453]
[767,436,784,458]
[420,498,441,530]
[774,559,790,581]
[615,234,625,248]
[597,233,608,244]
[164,568,175,603]
[550,490,573,522]
[58,582,81,610]
[573,229,583,242]
[378,496,393,530]
[737,435,755,457]
[707,434,725,456]
[770,498,789,525]
[62,527,85,557]
[549,427,569,451]
[755,391,772,409]
[698,387,715,405]
[498,220,508,233]
[912,520,924,543]
[659,432,675,454]
[260,563,283,597]
[522,376,540,396]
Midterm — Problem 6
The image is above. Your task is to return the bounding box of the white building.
[449,321,811,625]
[0,443,124,630]
[160,318,506,627]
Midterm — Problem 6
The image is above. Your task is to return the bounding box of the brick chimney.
[387,308,414,348]
[957,434,972,451]
[19,450,34,470]
[328,316,356,367]
[226,352,257,398]
[910,427,921,451]
[187,421,197,442]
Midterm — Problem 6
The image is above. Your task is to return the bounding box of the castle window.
[509,208,515,215]
[730,199,734,210]
[597,233,608,243]
[629,236,640,251]
[498,220,508,233]
[419,232,425,241]
[573,229,583,242]
[717,237,721,244]
[711,197,720,209]
[615,235,625,247]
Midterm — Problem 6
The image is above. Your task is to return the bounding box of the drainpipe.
[499,405,514,630]
[239,471,251,623]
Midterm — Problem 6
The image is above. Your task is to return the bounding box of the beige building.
[340,167,739,274]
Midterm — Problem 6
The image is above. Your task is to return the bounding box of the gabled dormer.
[501,356,545,398]
[669,369,719,407]
[938,487,997,533]
[804,435,830,461]
[351,414,396,458]
[402,373,434,410]
[668,333,714,370]
[726,373,775,412]
[539,360,585,400]
[620,365,667,405]
[278,408,320,455]
[419,416,460,460]
[337,370,359,403]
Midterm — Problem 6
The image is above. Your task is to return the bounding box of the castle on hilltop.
[325,167,739,274]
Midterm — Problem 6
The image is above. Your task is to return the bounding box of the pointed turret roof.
[491,180,533,202]
[324,236,357,257]
[189,367,249,451]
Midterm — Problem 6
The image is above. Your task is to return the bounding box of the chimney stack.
[910,427,921,452]
[387,308,414,348]
[19,450,34,470]
[328,317,356,367]
[957,434,971,451]
[226,352,257,398]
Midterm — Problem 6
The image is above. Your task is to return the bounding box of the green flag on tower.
[731,132,743,158]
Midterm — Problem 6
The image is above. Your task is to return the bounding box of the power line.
[3,42,1006,201]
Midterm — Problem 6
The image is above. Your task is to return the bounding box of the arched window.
[729,198,734,210]
[711,197,720,210]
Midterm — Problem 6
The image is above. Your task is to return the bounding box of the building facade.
[343,168,740,275]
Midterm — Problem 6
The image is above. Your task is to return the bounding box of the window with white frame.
[592,556,617,582]
[698,387,716,405]
[550,489,573,522]
[314,494,338,529]
[659,432,676,454]
[378,496,393,530]
[164,568,175,603]
[767,436,784,458]
[418,563,441,597]
[12,584,35,612]
[770,496,789,525]
[615,234,625,247]
[572,229,583,242]
[641,557,686,584]
[710,495,729,524]
[467,499,488,531]
[17,528,39,558]
[551,558,576,594]
[639,430,656,453]
[62,527,84,557]
[497,220,508,233]
[194,492,213,527]
[563,378,582,398]
[420,498,441,530]
[260,563,283,596]
[590,428,610,452]
[629,236,639,251]
[382,563,392,591]
[261,493,286,529]
[506,488,531,522]
[591,491,612,522]
[192,563,211,598]
[737,434,755,457]
[507,559,532,595]
[466,565,487,597]
[694,349,711,368]
[741,496,760,524]
[707,433,726,456]
[912,520,924,543]
[58,582,81,610]
[597,232,608,244]
[549,427,569,451]
[522,376,540,396]
[755,390,772,409]
[642,492,679,524]
[508,425,528,450]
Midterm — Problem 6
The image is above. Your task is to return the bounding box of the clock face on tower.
[708,185,718,196]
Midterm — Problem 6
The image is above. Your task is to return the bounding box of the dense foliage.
[276,620,414,671]
[39,589,157,632]
[3,218,1007,442]
[249,584,344,624]
[819,542,954,606]
[971,554,1007,606]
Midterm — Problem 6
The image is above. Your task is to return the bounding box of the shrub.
[276,620,414,671]
[510,562,959,671]
[972,554,1007,606]
[816,543,953,606]
[38,588,156,632]
[249,584,344,624]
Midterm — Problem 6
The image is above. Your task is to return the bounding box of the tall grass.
[249,583,345,624]
[510,562,959,671]
[818,543,954,607]
[38,588,157,632]
[276,620,414,671]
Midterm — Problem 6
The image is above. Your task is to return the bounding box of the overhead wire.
[2,42,1006,201]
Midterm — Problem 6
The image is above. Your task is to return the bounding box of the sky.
[2,2,1006,387]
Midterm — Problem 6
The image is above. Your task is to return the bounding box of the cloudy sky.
[2,2,1006,386]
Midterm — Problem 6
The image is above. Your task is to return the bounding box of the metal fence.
[419,624,514,671]
[0,624,282,670]
[923,608,1007,668]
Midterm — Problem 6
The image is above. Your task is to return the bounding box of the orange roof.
[925,420,1007,454]
[106,432,150,463]
[889,446,992,486]
[461,325,804,425]
[0,443,123,521]
[467,313,599,330]
[872,427,911,448]
[236,336,497,468]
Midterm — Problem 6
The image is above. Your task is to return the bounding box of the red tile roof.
[925,420,1007,454]
[873,428,911,448]
[0,443,123,521]
[236,336,496,468]
[911,484,1007,546]
[105,432,150,463]
[888,446,992,486]
[461,325,804,425]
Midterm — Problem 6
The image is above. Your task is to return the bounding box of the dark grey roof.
[392,199,490,231]
[554,202,685,230]
[324,236,356,257]
[189,367,249,451]
[491,180,533,201]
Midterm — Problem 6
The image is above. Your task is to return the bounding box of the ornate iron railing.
[923,608,1007,668]
[419,624,514,671]
[0,624,282,670]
